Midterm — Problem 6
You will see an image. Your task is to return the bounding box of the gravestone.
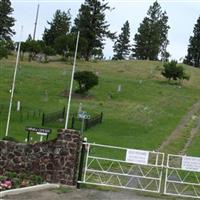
[17,101,21,111]
[44,90,48,102]
[78,103,83,113]
[62,69,67,75]
[117,84,122,92]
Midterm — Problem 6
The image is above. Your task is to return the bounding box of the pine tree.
[43,9,71,46]
[184,16,200,67]
[0,0,15,41]
[113,20,131,60]
[0,40,8,59]
[72,0,115,61]
[133,1,170,60]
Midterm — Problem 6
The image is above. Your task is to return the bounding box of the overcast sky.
[11,0,200,60]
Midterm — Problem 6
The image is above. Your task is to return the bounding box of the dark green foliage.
[26,40,41,61]
[0,40,8,59]
[72,0,115,60]
[0,176,6,181]
[113,20,131,60]
[12,178,20,188]
[0,171,44,190]
[2,136,19,142]
[29,175,43,185]
[133,1,170,61]
[74,71,99,94]
[43,9,71,47]
[0,0,15,41]
[4,172,17,178]
[162,60,190,82]
[42,45,56,62]
[184,16,200,67]
[21,36,56,62]
[54,33,88,59]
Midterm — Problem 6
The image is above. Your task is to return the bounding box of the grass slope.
[1,57,200,154]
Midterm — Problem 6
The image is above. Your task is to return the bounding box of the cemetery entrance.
[77,143,200,199]
[78,143,164,193]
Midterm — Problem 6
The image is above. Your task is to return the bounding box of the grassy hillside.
[1,57,200,153]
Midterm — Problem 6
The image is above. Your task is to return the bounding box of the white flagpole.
[5,26,23,137]
[65,31,80,129]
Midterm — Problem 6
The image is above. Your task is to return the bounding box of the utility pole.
[33,4,40,40]
[5,27,23,137]
[65,31,80,129]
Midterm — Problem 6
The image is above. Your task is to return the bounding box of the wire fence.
[42,107,65,126]
[71,112,103,131]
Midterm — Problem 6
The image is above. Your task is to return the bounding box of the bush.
[161,60,190,83]
[74,71,99,94]
[12,178,20,188]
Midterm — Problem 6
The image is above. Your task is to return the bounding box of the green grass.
[1,57,200,153]
[187,129,200,156]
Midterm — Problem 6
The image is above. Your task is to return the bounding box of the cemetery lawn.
[1,57,200,154]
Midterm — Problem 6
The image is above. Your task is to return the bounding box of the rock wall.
[0,129,81,185]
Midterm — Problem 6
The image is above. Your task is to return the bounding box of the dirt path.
[157,99,200,153]
[180,116,200,154]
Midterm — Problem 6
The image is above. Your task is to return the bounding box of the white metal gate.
[78,143,164,193]
[164,154,200,199]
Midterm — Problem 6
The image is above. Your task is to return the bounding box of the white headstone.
[62,69,67,75]
[117,84,122,92]
[17,101,21,111]
[78,103,83,113]
[44,90,48,102]
[95,71,99,76]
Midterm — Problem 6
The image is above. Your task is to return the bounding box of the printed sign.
[25,127,51,134]
[126,149,149,165]
[78,111,90,119]
[182,156,200,172]
[37,132,48,136]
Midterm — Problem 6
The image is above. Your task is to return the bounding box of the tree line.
[0,0,200,67]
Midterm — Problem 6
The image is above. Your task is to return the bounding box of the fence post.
[85,119,88,130]
[62,106,66,118]
[77,139,86,189]
[71,114,75,129]
[100,112,103,123]
[42,113,45,126]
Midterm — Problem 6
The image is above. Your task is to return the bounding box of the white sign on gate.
[182,156,200,172]
[126,149,149,165]
[37,132,47,136]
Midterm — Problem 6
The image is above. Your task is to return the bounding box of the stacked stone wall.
[0,129,81,185]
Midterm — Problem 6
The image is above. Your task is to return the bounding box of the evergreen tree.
[0,0,15,41]
[43,9,71,46]
[133,1,170,60]
[0,40,8,59]
[184,16,200,67]
[72,0,115,61]
[113,20,131,60]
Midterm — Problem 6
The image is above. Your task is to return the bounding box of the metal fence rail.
[164,154,200,199]
[78,143,164,193]
[78,143,200,199]
[42,107,65,126]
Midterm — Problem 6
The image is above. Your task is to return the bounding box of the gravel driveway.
[3,187,176,200]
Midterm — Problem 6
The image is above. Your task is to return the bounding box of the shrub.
[12,178,20,188]
[74,71,99,94]
[162,60,190,83]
